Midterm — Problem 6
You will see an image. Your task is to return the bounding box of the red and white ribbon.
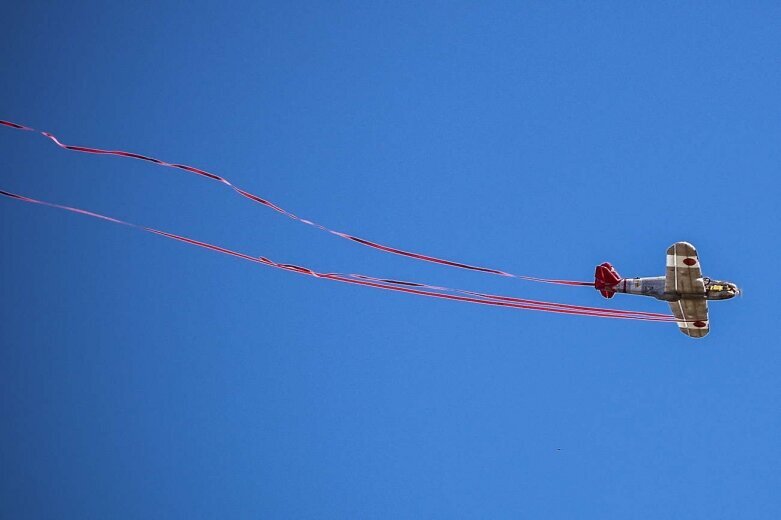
[1,119,592,286]
[0,188,675,322]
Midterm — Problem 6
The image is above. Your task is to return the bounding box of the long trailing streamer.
[1,119,592,287]
[0,188,676,322]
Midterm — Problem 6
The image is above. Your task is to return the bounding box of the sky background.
[1,2,780,518]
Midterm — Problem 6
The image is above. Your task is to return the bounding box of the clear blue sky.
[1,2,779,518]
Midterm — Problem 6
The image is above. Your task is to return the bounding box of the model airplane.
[594,242,739,338]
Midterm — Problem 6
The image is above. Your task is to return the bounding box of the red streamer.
[0,188,676,322]
[1,119,592,287]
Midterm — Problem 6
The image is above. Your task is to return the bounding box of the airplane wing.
[668,299,709,338]
[665,242,709,338]
[665,242,705,296]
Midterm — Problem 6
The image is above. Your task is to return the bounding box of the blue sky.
[1,2,779,518]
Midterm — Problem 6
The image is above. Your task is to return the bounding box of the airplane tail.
[594,262,622,299]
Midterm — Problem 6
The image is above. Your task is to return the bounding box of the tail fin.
[594,262,622,299]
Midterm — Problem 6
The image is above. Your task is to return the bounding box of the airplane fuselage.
[612,276,738,302]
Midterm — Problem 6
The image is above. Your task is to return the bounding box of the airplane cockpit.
[704,277,740,300]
